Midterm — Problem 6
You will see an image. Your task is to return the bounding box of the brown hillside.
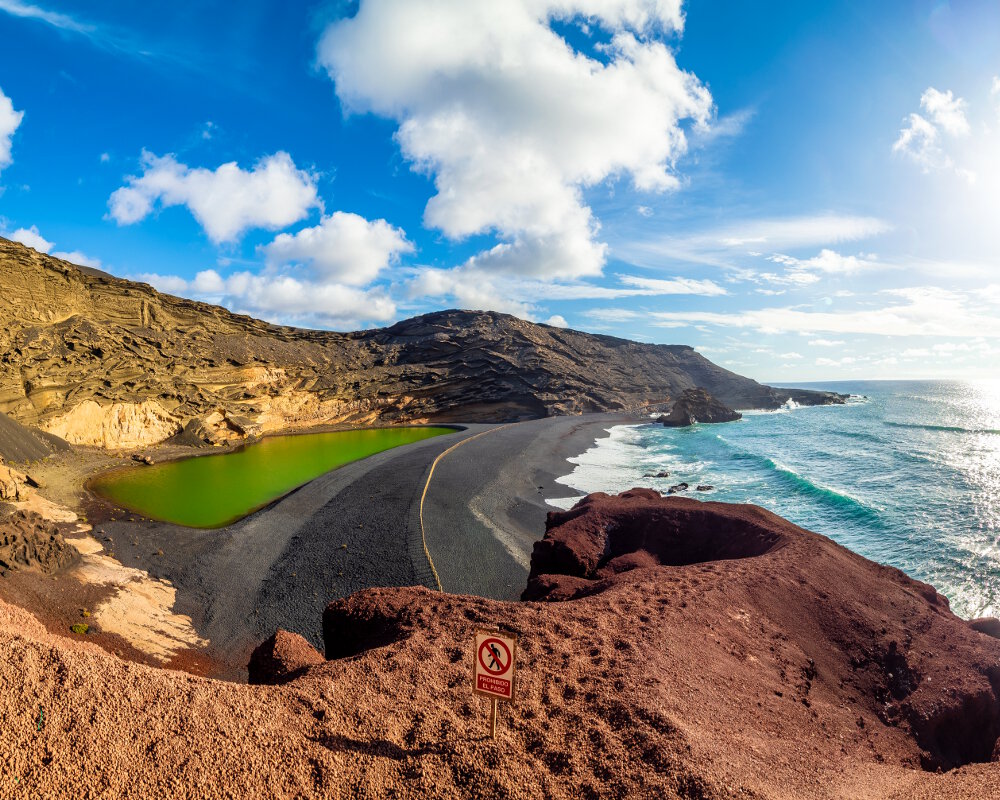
[0,237,841,449]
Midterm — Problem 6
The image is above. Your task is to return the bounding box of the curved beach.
[91,414,630,675]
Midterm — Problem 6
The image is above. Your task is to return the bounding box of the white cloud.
[620,213,891,270]
[650,286,1000,338]
[7,225,101,267]
[137,272,189,295]
[108,150,321,243]
[713,216,891,249]
[816,356,855,367]
[617,274,727,296]
[0,85,24,176]
[779,352,802,359]
[0,1,91,36]
[131,207,414,328]
[920,87,969,136]
[402,265,726,320]
[545,314,568,328]
[99,152,110,163]
[893,112,948,172]
[263,212,413,286]
[758,270,820,288]
[52,249,101,267]
[808,338,845,347]
[135,268,396,330]
[9,225,52,252]
[768,249,881,275]
[893,87,978,182]
[584,307,639,323]
[318,0,713,279]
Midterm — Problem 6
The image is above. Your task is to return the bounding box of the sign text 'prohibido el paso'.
[472,629,517,739]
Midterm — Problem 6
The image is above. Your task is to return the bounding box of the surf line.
[419,424,513,592]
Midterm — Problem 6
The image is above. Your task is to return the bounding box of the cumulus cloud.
[7,225,102,266]
[893,86,976,182]
[263,212,414,286]
[108,151,321,243]
[318,0,713,279]
[9,225,52,252]
[138,268,396,330]
[919,87,969,136]
[0,85,24,176]
[133,209,414,328]
[51,249,101,267]
[545,314,568,328]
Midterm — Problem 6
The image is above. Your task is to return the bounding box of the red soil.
[2,489,1000,797]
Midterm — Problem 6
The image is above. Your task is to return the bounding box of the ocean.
[551,380,1000,620]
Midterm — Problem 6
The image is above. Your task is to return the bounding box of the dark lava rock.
[969,617,1000,639]
[696,485,714,492]
[667,482,689,494]
[659,388,742,427]
[0,511,78,575]
[643,470,670,478]
[247,629,324,685]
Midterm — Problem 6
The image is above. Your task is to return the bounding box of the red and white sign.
[473,629,517,701]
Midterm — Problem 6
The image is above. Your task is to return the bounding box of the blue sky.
[1,0,999,382]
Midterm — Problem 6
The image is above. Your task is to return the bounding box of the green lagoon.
[91,426,456,529]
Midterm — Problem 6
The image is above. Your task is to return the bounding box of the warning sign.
[473,629,517,701]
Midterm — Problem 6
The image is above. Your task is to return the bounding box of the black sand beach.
[93,413,632,677]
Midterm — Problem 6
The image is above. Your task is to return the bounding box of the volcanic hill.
[0,236,839,450]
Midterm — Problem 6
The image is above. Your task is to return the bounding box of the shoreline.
[6,413,633,680]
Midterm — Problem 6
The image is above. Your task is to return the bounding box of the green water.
[91,427,456,529]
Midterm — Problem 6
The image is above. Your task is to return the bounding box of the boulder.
[0,458,30,502]
[0,510,78,574]
[969,617,1000,639]
[247,629,324,685]
[659,388,741,427]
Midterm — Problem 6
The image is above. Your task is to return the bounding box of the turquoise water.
[552,381,1000,619]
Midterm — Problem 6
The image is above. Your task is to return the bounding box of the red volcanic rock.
[525,489,1000,774]
[247,629,324,685]
[2,489,1000,797]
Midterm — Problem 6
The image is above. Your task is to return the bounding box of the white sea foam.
[548,424,703,509]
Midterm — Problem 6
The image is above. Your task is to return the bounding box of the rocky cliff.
[0,237,842,449]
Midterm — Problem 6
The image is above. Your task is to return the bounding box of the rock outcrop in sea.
[658,387,742,426]
[0,237,844,450]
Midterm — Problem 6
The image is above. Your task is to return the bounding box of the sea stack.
[659,387,742,427]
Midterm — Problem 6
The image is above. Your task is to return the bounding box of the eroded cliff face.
[0,238,841,449]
